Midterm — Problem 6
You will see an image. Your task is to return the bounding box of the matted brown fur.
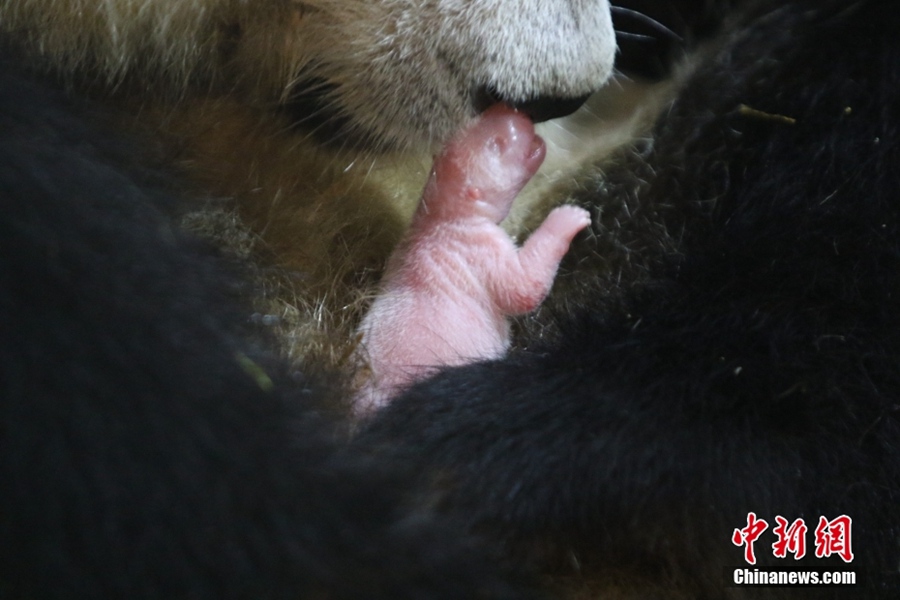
[0,1,684,417]
[121,82,671,377]
[0,0,643,378]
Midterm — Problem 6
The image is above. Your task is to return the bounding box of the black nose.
[473,86,592,122]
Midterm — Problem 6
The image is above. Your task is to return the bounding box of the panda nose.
[473,86,592,123]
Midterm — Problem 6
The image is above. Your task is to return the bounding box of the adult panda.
[2,0,898,598]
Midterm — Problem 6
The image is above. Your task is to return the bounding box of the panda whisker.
[610,5,683,41]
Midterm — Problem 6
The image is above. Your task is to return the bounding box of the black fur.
[0,61,533,599]
[361,1,900,597]
[3,0,900,598]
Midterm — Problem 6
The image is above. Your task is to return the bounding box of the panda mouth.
[471,85,593,124]
[283,78,593,151]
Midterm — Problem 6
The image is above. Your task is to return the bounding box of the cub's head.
[3,0,616,149]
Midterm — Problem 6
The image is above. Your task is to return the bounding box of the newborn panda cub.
[355,105,591,413]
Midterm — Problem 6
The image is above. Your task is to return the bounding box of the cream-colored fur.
[1,0,616,148]
[0,0,668,376]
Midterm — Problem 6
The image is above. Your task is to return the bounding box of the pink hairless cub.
[354,104,591,414]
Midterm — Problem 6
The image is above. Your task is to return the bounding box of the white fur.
[0,0,616,148]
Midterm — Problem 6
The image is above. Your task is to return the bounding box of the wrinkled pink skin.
[354,105,591,414]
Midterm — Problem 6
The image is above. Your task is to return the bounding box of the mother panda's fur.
[0,0,622,375]
[361,1,900,597]
[2,0,899,599]
[0,53,543,599]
